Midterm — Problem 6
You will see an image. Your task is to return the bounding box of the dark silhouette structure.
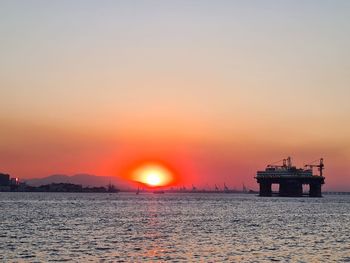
[256,157,325,197]
[0,173,10,186]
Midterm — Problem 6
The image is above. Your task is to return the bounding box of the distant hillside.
[24,174,132,190]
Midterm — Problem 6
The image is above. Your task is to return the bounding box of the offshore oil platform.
[255,157,325,197]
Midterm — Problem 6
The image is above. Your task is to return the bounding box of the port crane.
[223,183,229,192]
[242,183,248,193]
[304,158,324,176]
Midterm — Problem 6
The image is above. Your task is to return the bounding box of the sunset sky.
[1,1,350,190]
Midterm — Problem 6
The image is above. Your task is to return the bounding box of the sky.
[1,1,350,190]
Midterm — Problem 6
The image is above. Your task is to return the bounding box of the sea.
[0,192,349,262]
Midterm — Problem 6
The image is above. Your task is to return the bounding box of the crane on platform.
[304,158,324,176]
[267,156,292,169]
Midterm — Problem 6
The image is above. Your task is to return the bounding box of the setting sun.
[131,163,174,187]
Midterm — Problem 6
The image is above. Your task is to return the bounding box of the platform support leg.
[259,182,272,196]
[309,183,322,197]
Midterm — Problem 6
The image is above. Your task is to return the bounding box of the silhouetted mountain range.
[24,174,132,189]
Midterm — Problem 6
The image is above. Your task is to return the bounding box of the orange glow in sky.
[131,163,174,187]
[1,2,350,191]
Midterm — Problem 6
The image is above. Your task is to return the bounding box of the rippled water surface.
[0,193,349,262]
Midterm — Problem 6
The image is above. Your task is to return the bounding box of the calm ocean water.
[0,192,349,262]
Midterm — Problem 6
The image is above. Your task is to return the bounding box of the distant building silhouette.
[0,173,10,186]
